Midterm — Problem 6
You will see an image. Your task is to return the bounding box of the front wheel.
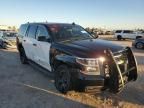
[54,65,72,94]
[136,42,144,49]
[20,48,28,64]
[117,35,122,40]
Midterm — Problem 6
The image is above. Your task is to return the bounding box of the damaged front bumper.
[76,47,138,93]
[104,47,138,93]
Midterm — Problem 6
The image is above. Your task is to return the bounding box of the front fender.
[55,55,75,64]
[53,54,79,69]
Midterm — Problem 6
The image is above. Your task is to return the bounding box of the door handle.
[33,43,37,46]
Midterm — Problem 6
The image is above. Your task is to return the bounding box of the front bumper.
[73,47,137,93]
[78,72,105,86]
[73,71,105,92]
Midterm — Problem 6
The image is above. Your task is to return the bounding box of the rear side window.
[18,24,28,37]
[123,30,133,33]
[115,30,122,33]
[27,25,37,39]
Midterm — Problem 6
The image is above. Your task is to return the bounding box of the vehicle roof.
[22,22,78,26]
[115,30,134,31]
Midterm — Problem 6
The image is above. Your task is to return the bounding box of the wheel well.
[117,35,122,40]
[136,36,142,39]
[117,35,122,38]
[53,60,72,71]
[53,61,65,70]
[18,44,23,52]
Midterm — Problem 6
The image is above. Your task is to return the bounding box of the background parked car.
[0,31,17,49]
[132,38,144,49]
[114,30,144,40]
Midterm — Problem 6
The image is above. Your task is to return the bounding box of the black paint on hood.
[55,39,124,58]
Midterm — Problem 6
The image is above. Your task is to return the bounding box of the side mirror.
[91,32,99,38]
[37,36,47,41]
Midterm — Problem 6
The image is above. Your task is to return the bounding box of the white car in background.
[114,30,144,40]
[0,31,17,48]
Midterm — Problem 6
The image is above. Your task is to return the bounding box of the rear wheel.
[136,42,144,49]
[123,38,126,40]
[117,35,122,40]
[54,65,72,94]
[20,48,28,64]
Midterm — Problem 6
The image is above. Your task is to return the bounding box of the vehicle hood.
[55,39,124,58]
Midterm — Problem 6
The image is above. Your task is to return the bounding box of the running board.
[28,60,54,78]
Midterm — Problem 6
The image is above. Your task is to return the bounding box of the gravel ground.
[0,40,144,108]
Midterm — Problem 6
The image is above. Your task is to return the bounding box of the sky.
[0,0,144,29]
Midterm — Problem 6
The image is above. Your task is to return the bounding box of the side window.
[115,30,122,33]
[27,25,37,39]
[18,24,29,37]
[123,30,133,34]
[36,25,49,39]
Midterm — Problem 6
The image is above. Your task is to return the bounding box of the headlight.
[76,57,105,66]
[76,57,105,75]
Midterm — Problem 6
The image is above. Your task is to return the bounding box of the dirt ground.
[0,40,144,108]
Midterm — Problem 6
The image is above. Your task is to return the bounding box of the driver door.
[34,25,52,72]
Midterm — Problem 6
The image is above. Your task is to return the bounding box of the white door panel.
[36,41,51,71]
[33,25,52,72]
[122,31,136,39]
[30,38,51,71]
[28,38,38,61]
[22,37,34,60]
[131,33,137,39]
[32,40,43,65]
[23,24,38,61]
[123,33,129,38]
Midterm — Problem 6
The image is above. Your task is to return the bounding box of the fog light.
[86,67,98,72]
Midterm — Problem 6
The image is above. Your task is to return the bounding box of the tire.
[123,38,126,40]
[54,65,72,94]
[20,48,28,64]
[136,42,144,49]
[117,35,122,40]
